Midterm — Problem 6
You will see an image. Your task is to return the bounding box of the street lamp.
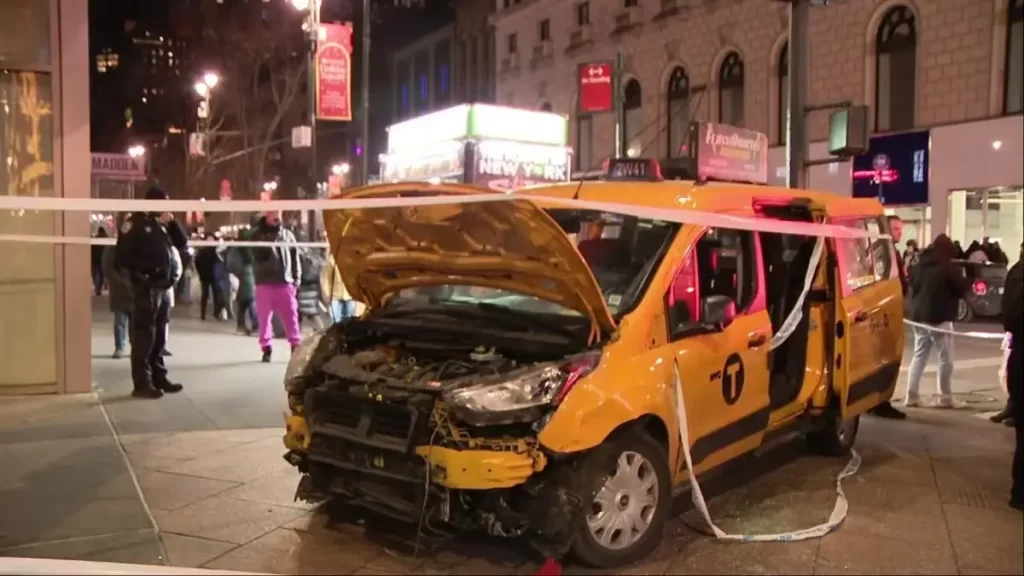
[290,0,323,241]
[127,145,146,158]
[331,162,350,176]
[263,181,279,193]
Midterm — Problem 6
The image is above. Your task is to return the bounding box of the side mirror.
[701,295,736,327]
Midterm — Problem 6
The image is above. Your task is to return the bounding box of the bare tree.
[195,0,308,198]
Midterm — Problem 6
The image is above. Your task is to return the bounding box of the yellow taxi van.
[281,147,904,568]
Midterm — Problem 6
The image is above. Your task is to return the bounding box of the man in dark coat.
[103,214,135,358]
[903,234,970,408]
[1001,242,1023,511]
[871,215,909,419]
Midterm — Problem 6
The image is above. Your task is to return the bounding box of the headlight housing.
[443,352,600,426]
[284,331,326,391]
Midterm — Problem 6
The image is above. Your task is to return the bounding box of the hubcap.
[586,451,659,550]
[958,301,968,321]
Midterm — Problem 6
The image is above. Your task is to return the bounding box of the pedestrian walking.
[903,234,970,408]
[1000,242,1023,511]
[195,240,227,320]
[92,228,108,295]
[297,248,326,330]
[103,214,134,359]
[249,211,302,362]
[226,239,257,335]
[321,251,360,323]
[870,215,909,419]
[113,186,187,399]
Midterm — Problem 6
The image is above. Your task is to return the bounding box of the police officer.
[114,186,188,399]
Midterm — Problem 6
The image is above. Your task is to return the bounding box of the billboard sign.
[316,22,353,121]
[693,122,768,184]
[851,130,929,205]
[472,140,571,191]
[91,153,146,180]
[578,62,614,114]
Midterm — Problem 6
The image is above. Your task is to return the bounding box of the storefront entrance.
[948,186,1023,255]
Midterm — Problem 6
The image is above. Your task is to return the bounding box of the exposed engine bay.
[283,312,597,557]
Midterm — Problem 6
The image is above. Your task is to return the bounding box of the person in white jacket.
[162,241,183,357]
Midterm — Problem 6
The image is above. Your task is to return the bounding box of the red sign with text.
[316,22,353,121]
[578,62,614,114]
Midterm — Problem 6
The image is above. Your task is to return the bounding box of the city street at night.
[0,314,1019,575]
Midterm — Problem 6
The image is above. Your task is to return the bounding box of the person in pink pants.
[248,212,302,362]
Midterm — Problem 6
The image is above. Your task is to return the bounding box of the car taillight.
[973,281,987,296]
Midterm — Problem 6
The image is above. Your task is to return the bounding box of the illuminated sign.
[605,158,663,181]
[386,104,569,154]
[473,140,571,191]
[693,122,768,184]
[380,141,465,183]
[91,153,146,180]
[852,130,929,205]
[316,22,353,121]
[578,62,614,114]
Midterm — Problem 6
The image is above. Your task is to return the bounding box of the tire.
[570,431,671,568]
[807,411,859,457]
[956,300,975,323]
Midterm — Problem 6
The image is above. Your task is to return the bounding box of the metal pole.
[360,0,371,184]
[787,0,810,189]
[613,51,624,159]
[308,3,320,239]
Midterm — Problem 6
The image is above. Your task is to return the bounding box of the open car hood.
[323,183,616,337]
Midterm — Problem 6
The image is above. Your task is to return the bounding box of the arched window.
[1006,0,1024,114]
[622,78,643,155]
[778,42,789,145]
[666,67,690,157]
[718,52,744,126]
[540,101,553,111]
[876,6,917,131]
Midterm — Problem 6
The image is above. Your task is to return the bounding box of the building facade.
[493,0,1024,249]
[453,0,497,103]
[1,0,93,394]
[392,25,455,123]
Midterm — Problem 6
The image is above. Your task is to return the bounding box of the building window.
[622,78,643,155]
[507,33,518,54]
[1006,0,1024,114]
[718,51,744,126]
[875,5,917,132]
[539,19,551,42]
[435,39,451,106]
[666,67,689,158]
[577,2,591,27]
[576,115,594,172]
[414,50,429,111]
[778,42,789,145]
[396,59,411,117]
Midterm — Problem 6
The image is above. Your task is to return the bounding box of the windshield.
[385,209,678,318]
[548,208,679,315]
[389,286,581,316]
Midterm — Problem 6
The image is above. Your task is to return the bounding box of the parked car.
[952,260,1007,322]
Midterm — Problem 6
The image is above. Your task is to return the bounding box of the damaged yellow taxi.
[282,168,903,567]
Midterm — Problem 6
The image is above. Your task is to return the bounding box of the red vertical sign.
[578,62,614,114]
[316,22,353,121]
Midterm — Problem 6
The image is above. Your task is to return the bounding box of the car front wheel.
[807,411,859,457]
[571,431,671,568]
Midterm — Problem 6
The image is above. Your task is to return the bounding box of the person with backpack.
[225,237,257,335]
[296,247,326,331]
[249,211,302,362]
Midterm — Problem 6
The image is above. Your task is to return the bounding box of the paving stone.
[136,470,239,512]
[203,527,381,574]
[838,478,950,546]
[157,436,292,483]
[219,468,312,510]
[160,533,238,568]
[814,530,958,575]
[155,493,306,545]
[664,539,818,574]
[942,503,1024,575]
[0,529,162,565]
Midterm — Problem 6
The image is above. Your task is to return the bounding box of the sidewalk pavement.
[1,321,1020,574]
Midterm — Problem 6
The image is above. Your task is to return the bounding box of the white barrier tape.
[672,363,860,542]
[0,557,263,575]
[0,234,330,249]
[770,238,825,351]
[902,319,1006,340]
[0,191,885,241]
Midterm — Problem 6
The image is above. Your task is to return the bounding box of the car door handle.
[747,333,767,348]
[853,311,869,323]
